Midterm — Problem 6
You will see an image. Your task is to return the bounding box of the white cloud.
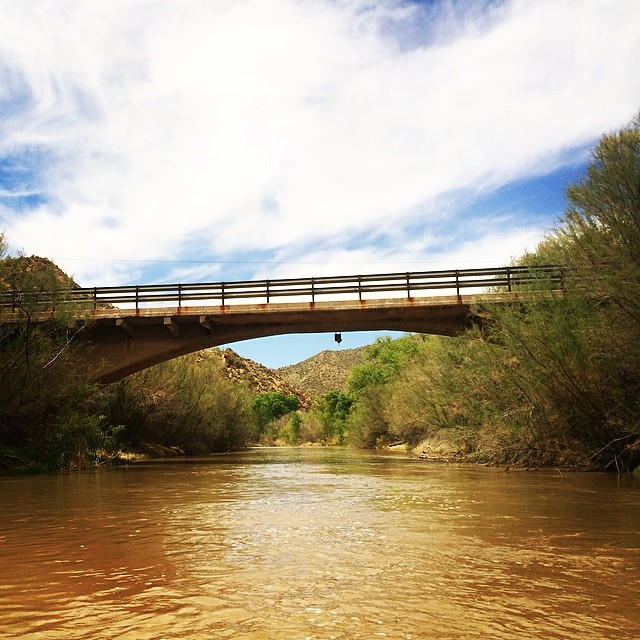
[0,0,639,286]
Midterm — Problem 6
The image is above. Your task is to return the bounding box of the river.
[1,448,638,639]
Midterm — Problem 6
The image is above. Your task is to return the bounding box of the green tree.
[559,115,640,342]
[280,411,302,445]
[346,335,423,447]
[383,335,455,447]
[319,390,353,444]
[109,351,254,454]
[251,391,301,442]
[0,240,113,469]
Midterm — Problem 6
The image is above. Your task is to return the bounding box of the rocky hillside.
[278,347,364,398]
[213,348,312,408]
[198,346,364,406]
[0,255,78,289]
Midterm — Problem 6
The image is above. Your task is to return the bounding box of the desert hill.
[211,348,313,408]
[0,255,78,289]
[278,347,364,398]
[214,346,365,403]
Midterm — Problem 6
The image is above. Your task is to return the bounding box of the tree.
[554,114,639,300]
[251,391,301,441]
[280,411,302,445]
[110,351,254,454]
[0,241,113,469]
[319,390,353,444]
[345,335,423,447]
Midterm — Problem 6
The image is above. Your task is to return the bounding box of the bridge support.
[163,316,180,337]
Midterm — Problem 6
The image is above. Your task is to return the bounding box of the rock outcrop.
[214,348,312,408]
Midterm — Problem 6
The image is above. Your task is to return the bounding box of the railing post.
[358,275,362,301]
[266,280,270,304]
[311,277,315,303]
[455,270,460,297]
[178,283,182,308]
[221,282,225,306]
[94,287,97,310]
[507,267,512,292]
[135,285,139,310]
[406,272,411,299]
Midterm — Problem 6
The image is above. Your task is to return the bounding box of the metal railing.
[0,265,564,311]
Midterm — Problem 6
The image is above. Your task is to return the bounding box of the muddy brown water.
[1,448,638,639]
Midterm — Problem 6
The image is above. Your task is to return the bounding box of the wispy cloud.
[0,0,639,286]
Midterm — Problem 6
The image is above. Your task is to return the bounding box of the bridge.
[1,265,561,382]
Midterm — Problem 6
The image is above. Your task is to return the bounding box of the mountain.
[278,348,364,398]
[192,347,366,407]
[0,255,79,289]
[213,348,312,408]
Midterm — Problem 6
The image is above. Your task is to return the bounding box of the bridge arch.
[82,296,479,383]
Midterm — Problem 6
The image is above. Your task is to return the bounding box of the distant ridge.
[278,348,364,398]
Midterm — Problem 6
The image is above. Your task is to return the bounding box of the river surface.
[1,448,639,639]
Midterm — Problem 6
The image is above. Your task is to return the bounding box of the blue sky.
[1,0,639,367]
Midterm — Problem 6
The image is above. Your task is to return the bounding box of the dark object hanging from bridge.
[334,332,342,344]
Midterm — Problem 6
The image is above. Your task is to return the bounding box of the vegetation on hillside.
[278,348,363,397]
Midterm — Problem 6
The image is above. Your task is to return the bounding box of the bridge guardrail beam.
[0,265,570,312]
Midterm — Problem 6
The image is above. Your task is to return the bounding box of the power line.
[54,257,502,265]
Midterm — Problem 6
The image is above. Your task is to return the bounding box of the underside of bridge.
[78,295,484,383]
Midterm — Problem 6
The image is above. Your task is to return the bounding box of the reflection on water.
[1,448,639,639]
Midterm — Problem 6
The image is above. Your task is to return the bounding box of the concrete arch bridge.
[1,265,562,383]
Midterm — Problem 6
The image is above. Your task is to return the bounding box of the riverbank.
[5,438,638,474]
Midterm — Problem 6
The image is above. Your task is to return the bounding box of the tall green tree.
[558,114,640,308]
[0,240,112,469]
[251,391,301,442]
[346,335,423,447]
[319,390,353,444]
